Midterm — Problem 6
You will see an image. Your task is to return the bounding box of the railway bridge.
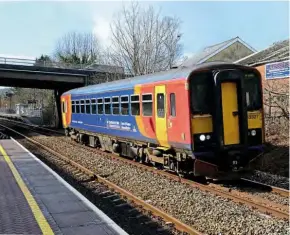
[0,57,124,127]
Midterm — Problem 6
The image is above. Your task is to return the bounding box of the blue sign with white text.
[265,60,289,80]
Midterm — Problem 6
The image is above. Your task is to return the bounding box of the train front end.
[189,64,264,179]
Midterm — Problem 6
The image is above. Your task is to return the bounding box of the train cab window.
[104,97,111,115]
[170,93,176,117]
[157,93,165,118]
[130,95,140,116]
[121,96,129,115]
[71,101,75,114]
[91,99,97,114]
[112,97,119,115]
[244,72,262,111]
[190,72,214,115]
[97,98,103,114]
[142,94,152,116]
[76,101,80,113]
[80,100,85,113]
[85,99,91,114]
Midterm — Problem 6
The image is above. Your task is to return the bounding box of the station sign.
[265,60,289,80]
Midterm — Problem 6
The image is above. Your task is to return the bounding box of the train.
[61,62,265,179]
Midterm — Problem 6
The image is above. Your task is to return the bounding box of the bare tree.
[263,79,289,120]
[34,54,53,67]
[263,79,289,140]
[109,2,183,75]
[54,31,102,66]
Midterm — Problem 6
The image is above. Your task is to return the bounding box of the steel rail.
[1,120,289,220]
[240,178,289,198]
[0,123,202,235]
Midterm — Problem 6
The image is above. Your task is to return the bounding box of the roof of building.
[179,36,256,67]
[235,39,289,66]
[63,62,253,96]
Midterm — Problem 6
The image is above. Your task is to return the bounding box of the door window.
[157,93,165,118]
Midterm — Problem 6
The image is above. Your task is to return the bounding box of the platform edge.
[11,137,129,235]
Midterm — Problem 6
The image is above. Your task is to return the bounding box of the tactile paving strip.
[0,155,42,234]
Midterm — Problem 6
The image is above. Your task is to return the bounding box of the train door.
[215,71,240,145]
[154,85,169,147]
[61,98,68,128]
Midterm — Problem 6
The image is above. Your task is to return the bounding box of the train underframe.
[65,128,256,180]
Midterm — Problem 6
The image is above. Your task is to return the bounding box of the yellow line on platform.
[0,144,54,235]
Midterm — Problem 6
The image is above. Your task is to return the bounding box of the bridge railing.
[0,56,135,78]
[0,56,102,70]
[0,57,35,66]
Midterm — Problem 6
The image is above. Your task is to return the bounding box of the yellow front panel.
[192,115,213,134]
[221,82,240,145]
[248,111,262,129]
[248,110,264,143]
[155,85,169,147]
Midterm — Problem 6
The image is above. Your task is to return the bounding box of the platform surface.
[0,138,128,235]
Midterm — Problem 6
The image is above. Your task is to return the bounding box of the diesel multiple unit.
[61,62,264,179]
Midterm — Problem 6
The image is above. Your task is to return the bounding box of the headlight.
[199,134,206,141]
[206,135,211,140]
[251,130,256,136]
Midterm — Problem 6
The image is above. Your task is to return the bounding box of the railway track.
[237,178,289,198]
[0,122,202,235]
[0,118,289,220]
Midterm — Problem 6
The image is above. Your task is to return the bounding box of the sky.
[0,1,288,60]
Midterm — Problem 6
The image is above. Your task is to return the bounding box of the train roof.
[63,62,252,96]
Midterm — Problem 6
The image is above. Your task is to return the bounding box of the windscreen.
[190,71,214,115]
[244,71,262,111]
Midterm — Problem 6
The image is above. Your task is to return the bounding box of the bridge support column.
[54,89,64,129]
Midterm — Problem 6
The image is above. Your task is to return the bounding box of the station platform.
[0,138,128,235]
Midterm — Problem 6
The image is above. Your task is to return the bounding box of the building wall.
[255,64,289,121]
[206,41,254,63]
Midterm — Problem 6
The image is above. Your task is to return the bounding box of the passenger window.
[157,93,165,118]
[170,93,176,117]
[97,98,103,114]
[76,101,80,113]
[112,97,120,115]
[142,94,152,116]
[91,99,96,114]
[71,101,75,114]
[131,95,140,116]
[104,97,111,115]
[80,100,85,113]
[121,96,129,115]
[85,99,90,114]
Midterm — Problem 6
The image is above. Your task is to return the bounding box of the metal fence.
[0,56,96,70]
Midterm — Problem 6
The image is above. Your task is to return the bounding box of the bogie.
[66,128,190,176]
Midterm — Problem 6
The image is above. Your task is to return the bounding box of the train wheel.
[76,134,80,143]
[65,129,69,136]
[133,156,140,162]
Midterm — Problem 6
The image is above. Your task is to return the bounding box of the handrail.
[0,56,127,73]
[0,56,91,69]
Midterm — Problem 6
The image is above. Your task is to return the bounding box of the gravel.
[247,170,289,190]
[26,135,289,235]
[230,186,288,207]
